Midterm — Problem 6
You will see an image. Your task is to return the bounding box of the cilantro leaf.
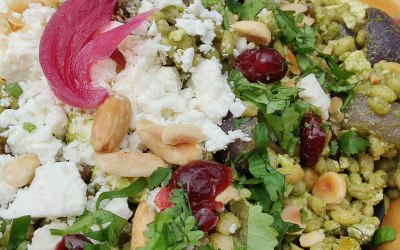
[96,177,147,210]
[141,189,204,250]
[318,53,354,80]
[247,205,279,250]
[7,215,31,250]
[273,7,316,54]
[372,226,397,246]
[148,168,172,189]
[338,131,370,156]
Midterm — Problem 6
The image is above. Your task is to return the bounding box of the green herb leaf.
[372,226,397,246]
[273,7,316,54]
[96,177,147,210]
[140,189,204,250]
[3,83,23,99]
[7,215,31,250]
[50,211,95,236]
[247,205,279,250]
[338,131,370,156]
[240,0,275,20]
[148,168,172,189]
[226,0,241,13]
[199,244,215,250]
[51,210,127,247]
[22,122,36,133]
[329,141,339,156]
[228,69,308,155]
[84,242,111,250]
[0,218,7,234]
[318,53,354,80]
[300,209,308,224]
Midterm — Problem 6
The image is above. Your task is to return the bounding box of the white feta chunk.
[104,198,133,220]
[297,74,331,120]
[0,162,87,219]
[29,221,67,250]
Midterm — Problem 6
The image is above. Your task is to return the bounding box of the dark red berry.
[234,48,288,83]
[55,234,92,250]
[300,113,326,167]
[160,160,233,232]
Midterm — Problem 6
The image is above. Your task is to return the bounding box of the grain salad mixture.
[0,0,400,249]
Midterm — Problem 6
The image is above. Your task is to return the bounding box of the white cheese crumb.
[104,198,133,220]
[229,223,237,234]
[147,187,162,212]
[28,221,67,250]
[0,162,87,219]
[180,48,195,72]
[188,59,235,124]
[297,74,331,121]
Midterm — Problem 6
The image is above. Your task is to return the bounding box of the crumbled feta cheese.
[0,162,87,219]
[63,140,94,165]
[229,223,237,234]
[176,18,216,45]
[297,74,331,121]
[188,59,235,124]
[104,198,133,220]
[230,99,247,118]
[147,187,162,212]
[29,221,67,250]
[180,48,195,72]
[0,155,17,207]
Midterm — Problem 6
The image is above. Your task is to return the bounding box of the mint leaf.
[372,226,397,246]
[22,122,36,133]
[7,215,31,250]
[149,168,172,189]
[338,131,370,156]
[3,83,23,99]
[96,177,147,210]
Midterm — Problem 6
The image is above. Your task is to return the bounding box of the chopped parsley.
[226,0,276,20]
[3,83,23,99]
[372,226,397,246]
[338,131,370,156]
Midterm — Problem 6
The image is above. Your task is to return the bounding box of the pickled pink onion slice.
[39,0,152,109]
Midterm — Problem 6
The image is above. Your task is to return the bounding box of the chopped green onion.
[3,83,23,99]
[96,177,147,210]
[7,215,31,250]
[22,122,36,133]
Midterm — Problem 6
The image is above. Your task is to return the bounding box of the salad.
[0,0,399,249]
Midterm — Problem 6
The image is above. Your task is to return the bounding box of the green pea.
[220,31,235,57]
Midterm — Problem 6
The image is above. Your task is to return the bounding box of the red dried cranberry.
[154,187,173,211]
[162,160,233,231]
[55,234,92,250]
[234,48,288,83]
[300,113,326,167]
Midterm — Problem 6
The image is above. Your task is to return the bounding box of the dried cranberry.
[161,160,233,231]
[55,234,92,250]
[300,113,326,167]
[234,48,288,83]
[154,187,173,211]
